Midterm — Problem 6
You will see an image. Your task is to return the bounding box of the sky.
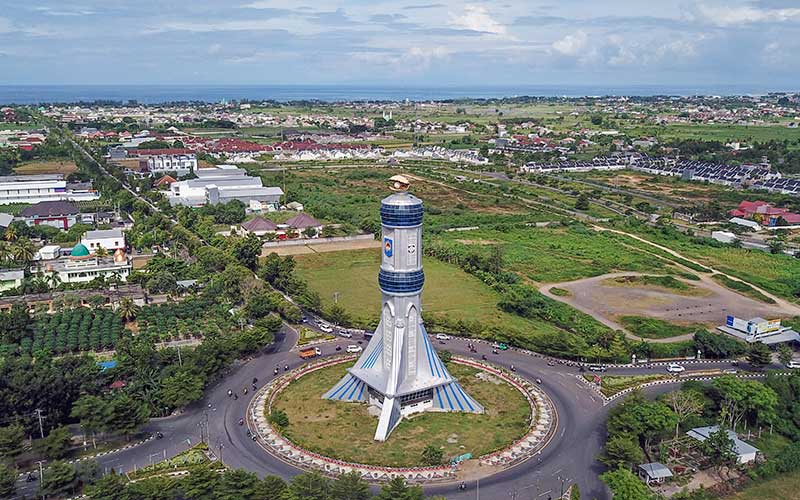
[1,0,800,88]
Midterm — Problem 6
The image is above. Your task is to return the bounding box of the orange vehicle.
[299,347,321,359]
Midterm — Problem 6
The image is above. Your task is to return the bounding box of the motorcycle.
[238,418,244,426]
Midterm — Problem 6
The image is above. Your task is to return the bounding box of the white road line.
[539,490,552,497]
[552,468,562,476]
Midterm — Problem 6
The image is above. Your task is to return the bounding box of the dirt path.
[539,272,700,343]
[593,226,800,316]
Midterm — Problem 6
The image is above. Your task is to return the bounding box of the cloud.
[551,31,588,56]
[208,43,222,55]
[693,3,800,26]
[403,4,445,10]
[34,6,95,17]
[449,5,506,35]
[0,17,12,33]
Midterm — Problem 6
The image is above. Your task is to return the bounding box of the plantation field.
[294,248,557,335]
[437,225,672,283]
[14,160,77,175]
[273,361,530,467]
[13,309,127,356]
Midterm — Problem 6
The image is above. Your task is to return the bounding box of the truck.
[299,347,321,359]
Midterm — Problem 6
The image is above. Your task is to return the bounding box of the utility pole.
[36,460,45,500]
[218,441,224,465]
[177,345,182,367]
[34,409,45,439]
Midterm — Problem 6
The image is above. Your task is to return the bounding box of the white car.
[338,330,353,338]
[346,345,363,354]
[787,360,800,369]
[667,363,685,373]
[319,324,333,333]
[435,334,451,341]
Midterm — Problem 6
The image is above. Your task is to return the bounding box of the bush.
[269,409,289,428]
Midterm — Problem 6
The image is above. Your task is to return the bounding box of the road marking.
[539,490,552,497]
[560,428,566,437]
[552,468,562,476]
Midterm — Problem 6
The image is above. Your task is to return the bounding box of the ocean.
[0,84,793,105]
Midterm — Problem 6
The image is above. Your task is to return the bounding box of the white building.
[166,165,283,208]
[81,229,125,253]
[0,174,100,205]
[687,426,759,464]
[0,269,24,291]
[146,154,197,176]
[39,243,131,284]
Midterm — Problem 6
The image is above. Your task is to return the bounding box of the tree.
[663,390,705,438]
[600,467,652,500]
[159,370,205,409]
[179,463,220,500]
[117,297,140,323]
[95,246,109,258]
[747,342,772,369]
[0,423,25,459]
[85,472,126,499]
[712,376,778,430]
[575,193,590,211]
[768,238,785,254]
[570,484,581,500]
[284,471,331,500]
[0,465,16,498]
[104,393,148,438]
[777,343,794,366]
[331,471,371,500]
[421,444,444,465]
[703,427,737,472]
[71,395,107,448]
[439,350,452,364]
[37,426,73,459]
[375,477,424,500]
[269,409,289,428]
[39,461,78,498]
[326,302,350,327]
[231,234,263,270]
[601,435,644,468]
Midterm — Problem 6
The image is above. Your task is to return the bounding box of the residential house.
[240,216,278,237]
[20,201,80,230]
[687,426,760,464]
[81,229,125,253]
[0,269,24,291]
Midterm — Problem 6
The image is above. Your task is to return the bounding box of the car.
[492,342,509,350]
[435,334,451,341]
[787,360,800,369]
[301,316,308,323]
[667,363,686,373]
[587,364,606,372]
[319,324,333,333]
[338,330,353,338]
[346,345,362,353]
[723,368,738,374]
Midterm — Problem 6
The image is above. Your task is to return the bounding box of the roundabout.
[247,354,557,484]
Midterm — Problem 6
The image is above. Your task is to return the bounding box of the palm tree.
[117,297,140,323]
[95,246,109,258]
[11,238,35,264]
[4,225,17,243]
[0,241,11,264]
[45,273,62,290]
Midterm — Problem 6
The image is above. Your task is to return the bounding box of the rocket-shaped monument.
[323,175,483,441]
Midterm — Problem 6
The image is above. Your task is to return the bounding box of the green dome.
[71,243,90,257]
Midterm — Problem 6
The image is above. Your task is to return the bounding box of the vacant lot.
[294,248,554,334]
[15,160,77,175]
[603,275,708,297]
[618,316,706,339]
[273,361,530,467]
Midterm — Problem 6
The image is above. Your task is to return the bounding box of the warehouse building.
[0,174,100,205]
[166,165,283,208]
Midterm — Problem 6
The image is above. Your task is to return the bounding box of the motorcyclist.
[243,387,248,394]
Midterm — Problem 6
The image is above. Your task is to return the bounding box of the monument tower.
[323,175,483,441]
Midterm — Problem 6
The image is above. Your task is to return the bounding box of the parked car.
[587,364,606,372]
[338,330,353,338]
[301,316,308,323]
[786,360,800,369]
[319,324,333,333]
[723,368,738,374]
[435,334,451,341]
[346,345,363,354]
[667,363,686,373]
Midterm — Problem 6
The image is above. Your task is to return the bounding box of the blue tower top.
[380,192,423,228]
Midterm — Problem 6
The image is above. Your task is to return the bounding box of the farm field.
[14,159,77,175]
[293,248,559,335]
[627,123,800,145]
[273,361,530,467]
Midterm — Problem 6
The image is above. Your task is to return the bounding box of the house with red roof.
[730,200,800,227]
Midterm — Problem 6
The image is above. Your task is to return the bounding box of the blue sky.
[1,1,799,87]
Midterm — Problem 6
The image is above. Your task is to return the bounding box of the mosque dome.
[70,243,90,258]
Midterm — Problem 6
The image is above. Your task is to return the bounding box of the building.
[145,154,197,176]
[284,213,323,238]
[729,200,800,227]
[637,463,673,485]
[687,426,759,464]
[0,174,99,205]
[0,213,12,229]
[711,231,738,244]
[20,201,80,230]
[81,229,125,253]
[0,269,24,291]
[38,243,131,284]
[166,165,283,208]
[718,315,800,345]
[240,216,277,237]
[323,176,483,442]
[35,245,61,261]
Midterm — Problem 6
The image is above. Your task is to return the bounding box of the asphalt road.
[15,323,762,500]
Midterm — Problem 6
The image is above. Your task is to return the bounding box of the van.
[787,360,800,369]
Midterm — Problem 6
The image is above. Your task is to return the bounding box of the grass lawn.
[297,327,334,345]
[711,274,777,304]
[273,362,531,466]
[726,469,800,500]
[14,160,77,175]
[618,316,707,339]
[293,248,556,335]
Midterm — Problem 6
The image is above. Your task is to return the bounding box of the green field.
[726,469,800,500]
[604,275,706,296]
[628,123,800,145]
[436,225,672,283]
[273,361,530,467]
[711,274,777,304]
[294,248,557,335]
[619,316,707,339]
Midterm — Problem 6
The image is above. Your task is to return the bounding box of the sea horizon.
[0,83,797,105]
